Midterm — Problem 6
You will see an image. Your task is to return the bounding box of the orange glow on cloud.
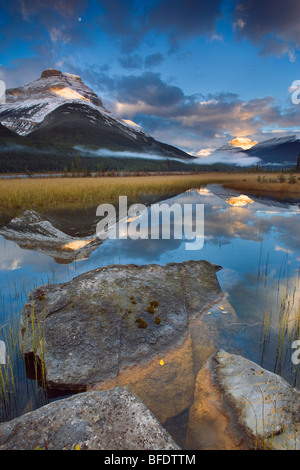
[226,195,254,207]
[228,137,258,150]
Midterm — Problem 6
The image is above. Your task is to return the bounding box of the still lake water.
[0,183,300,448]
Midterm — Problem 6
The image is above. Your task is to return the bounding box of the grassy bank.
[223,173,300,198]
[0,173,241,209]
[0,172,299,210]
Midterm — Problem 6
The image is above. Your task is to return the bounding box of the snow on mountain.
[249,135,299,150]
[205,134,300,167]
[245,135,300,166]
[121,119,150,137]
[0,69,193,161]
[0,69,150,139]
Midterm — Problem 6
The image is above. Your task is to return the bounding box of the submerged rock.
[0,387,180,450]
[186,350,300,450]
[20,260,223,400]
[0,210,103,263]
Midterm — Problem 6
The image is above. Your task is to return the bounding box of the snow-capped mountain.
[212,135,300,167]
[245,135,300,166]
[0,69,192,161]
[0,69,108,135]
[249,135,299,149]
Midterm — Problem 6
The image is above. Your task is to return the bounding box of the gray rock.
[20,260,223,394]
[186,350,300,450]
[0,387,180,450]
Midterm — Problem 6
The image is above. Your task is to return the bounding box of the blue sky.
[0,0,300,155]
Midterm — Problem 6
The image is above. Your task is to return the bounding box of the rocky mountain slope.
[0,69,193,161]
[210,134,300,167]
[245,135,300,166]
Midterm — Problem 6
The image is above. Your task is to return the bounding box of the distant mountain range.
[0,69,299,172]
[245,135,300,166]
[213,135,300,167]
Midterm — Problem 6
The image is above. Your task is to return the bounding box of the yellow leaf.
[160,359,164,366]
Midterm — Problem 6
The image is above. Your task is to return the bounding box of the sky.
[0,0,300,156]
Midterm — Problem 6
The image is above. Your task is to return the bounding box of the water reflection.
[0,184,300,446]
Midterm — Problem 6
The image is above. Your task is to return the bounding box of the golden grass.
[0,172,299,210]
[0,173,241,209]
[223,173,300,197]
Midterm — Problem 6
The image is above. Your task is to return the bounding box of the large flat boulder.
[0,387,180,450]
[186,350,300,450]
[20,260,223,423]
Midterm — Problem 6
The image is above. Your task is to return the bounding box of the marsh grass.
[223,173,300,197]
[0,276,50,423]
[0,316,24,421]
[0,173,285,210]
[260,258,300,387]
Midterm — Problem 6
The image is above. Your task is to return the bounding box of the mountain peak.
[41,69,64,79]
[1,69,108,134]
[40,69,83,84]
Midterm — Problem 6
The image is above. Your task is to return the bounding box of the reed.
[0,277,48,423]
[0,173,288,210]
[223,173,300,197]
[260,261,300,387]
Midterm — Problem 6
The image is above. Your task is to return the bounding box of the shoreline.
[0,172,299,210]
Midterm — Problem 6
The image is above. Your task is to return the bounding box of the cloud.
[73,146,190,164]
[15,0,86,22]
[97,70,300,154]
[118,54,144,70]
[148,0,223,45]
[2,0,89,49]
[144,53,164,69]
[109,73,281,141]
[233,0,300,59]
[0,57,51,88]
[97,0,223,51]
[118,53,164,70]
[194,151,262,167]
[73,145,261,168]
[114,72,184,108]
[195,148,216,157]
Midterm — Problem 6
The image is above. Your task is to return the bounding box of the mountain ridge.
[212,134,300,167]
[0,69,193,162]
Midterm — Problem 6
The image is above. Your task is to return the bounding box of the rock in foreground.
[0,387,180,450]
[21,260,222,393]
[186,350,300,450]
